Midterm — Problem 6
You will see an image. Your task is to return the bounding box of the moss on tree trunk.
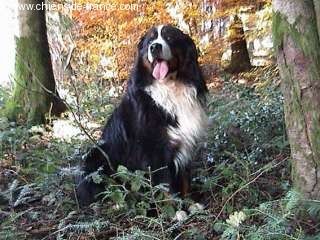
[5,0,66,124]
[314,0,320,40]
[273,0,320,199]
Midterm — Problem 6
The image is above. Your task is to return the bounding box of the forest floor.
[0,66,320,240]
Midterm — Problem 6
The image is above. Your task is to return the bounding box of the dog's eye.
[166,36,171,41]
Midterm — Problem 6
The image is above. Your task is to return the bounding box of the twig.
[148,166,166,240]
[213,157,288,223]
[70,162,80,211]
[12,52,114,172]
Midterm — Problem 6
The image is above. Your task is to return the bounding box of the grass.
[0,66,320,239]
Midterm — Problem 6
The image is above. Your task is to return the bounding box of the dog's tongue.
[152,61,169,80]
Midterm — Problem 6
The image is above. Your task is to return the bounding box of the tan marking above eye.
[149,30,156,40]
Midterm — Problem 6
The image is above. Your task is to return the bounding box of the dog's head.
[129,25,207,98]
[136,25,200,82]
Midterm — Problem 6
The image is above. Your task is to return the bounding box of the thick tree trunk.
[225,15,251,73]
[314,0,320,40]
[273,0,320,199]
[5,0,66,124]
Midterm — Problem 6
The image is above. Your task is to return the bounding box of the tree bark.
[273,0,320,199]
[5,0,66,124]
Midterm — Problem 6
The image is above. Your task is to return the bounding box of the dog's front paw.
[173,203,205,222]
[188,202,205,214]
[173,210,188,222]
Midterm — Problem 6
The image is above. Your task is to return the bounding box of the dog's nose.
[150,43,162,57]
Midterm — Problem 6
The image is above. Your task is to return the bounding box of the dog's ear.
[178,36,208,99]
[138,34,146,50]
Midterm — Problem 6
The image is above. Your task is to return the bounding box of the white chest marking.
[145,79,208,170]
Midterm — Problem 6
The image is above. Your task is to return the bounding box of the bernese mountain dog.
[77,24,208,206]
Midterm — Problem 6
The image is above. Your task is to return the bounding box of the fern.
[306,201,320,219]
[284,190,302,213]
[112,227,160,240]
[56,219,110,240]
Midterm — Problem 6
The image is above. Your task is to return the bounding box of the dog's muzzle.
[150,43,162,59]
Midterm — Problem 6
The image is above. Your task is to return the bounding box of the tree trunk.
[273,0,320,199]
[225,15,251,73]
[5,0,66,124]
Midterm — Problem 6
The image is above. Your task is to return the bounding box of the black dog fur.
[76,25,208,206]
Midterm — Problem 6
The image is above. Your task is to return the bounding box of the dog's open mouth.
[152,60,169,80]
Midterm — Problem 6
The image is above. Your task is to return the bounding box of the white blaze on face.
[147,25,172,63]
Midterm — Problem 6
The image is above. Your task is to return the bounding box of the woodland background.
[1,0,320,239]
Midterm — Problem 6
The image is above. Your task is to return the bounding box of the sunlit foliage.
[52,0,272,83]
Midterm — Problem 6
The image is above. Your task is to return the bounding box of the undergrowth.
[1,67,320,239]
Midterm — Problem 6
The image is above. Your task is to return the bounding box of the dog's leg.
[76,177,105,207]
[169,165,191,197]
[76,145,110,206]
[179,171,191,197]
